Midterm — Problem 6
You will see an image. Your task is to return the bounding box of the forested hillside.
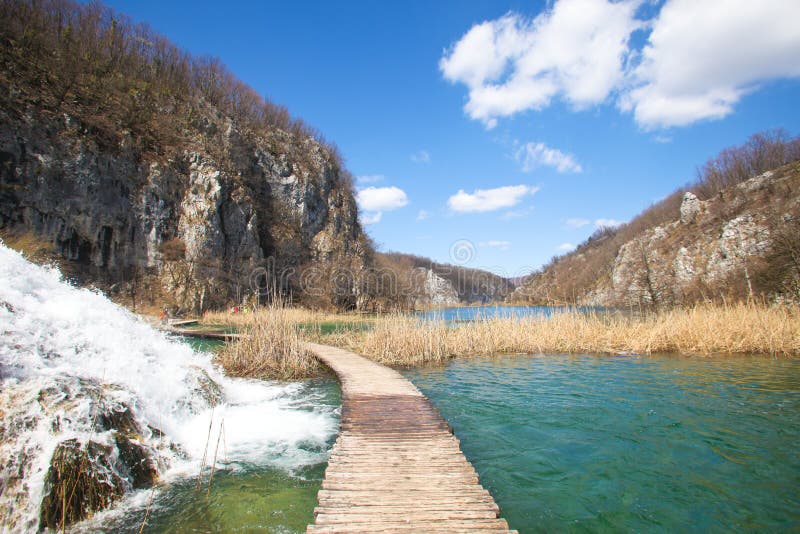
[0,0,372,311]
[372,252,515,310]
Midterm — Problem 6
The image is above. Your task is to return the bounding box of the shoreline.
[188,302,799,380]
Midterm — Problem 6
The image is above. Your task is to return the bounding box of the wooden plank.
[167,328,241,340]
[314,504,499,515]
[304,342,514,533]
[168,319,199,327]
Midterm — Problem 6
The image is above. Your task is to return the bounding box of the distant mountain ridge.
[366,252,515,311]
[510,132,800,307]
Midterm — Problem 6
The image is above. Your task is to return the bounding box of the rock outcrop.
[0,0,370,311]
[511,161,800,306]
[679,192,703,225]
[421,269,460,307]
[0,98,368,312]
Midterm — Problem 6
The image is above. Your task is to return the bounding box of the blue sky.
[100,0,800,277]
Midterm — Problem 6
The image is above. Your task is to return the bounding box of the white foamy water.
[0,242,338,532]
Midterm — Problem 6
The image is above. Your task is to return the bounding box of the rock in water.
[39,439,125,530]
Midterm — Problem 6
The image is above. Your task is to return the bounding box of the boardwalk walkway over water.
[305,342,515,533]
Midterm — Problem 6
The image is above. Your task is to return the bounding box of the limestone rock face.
[607,171,791,306]
[680,192,703,224]
[423,269,460,307]
[510,162,800,306]
[0,105,368,310]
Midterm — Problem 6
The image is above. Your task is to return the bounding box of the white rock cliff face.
[609,171,786,305]
[0,105,368,310]
[679,192,703,225]
[422,269,460,307]
[512,165,800,306]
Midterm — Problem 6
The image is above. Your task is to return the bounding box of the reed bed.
[211,302,798,376]
[214,305,324,380]
[314,302,800,365]
[202,307,371,328]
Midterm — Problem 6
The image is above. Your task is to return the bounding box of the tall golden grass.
[310,302,800,365]
[214,305,324,380]
[202,307,369,328]
[209,302,798,375]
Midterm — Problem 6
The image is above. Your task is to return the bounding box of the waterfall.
[0,242,337,531]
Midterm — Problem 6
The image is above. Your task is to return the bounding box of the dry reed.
[210,302,798,374]
[213,305,324,380]
[202,307,371,328]
[314,302,800,365]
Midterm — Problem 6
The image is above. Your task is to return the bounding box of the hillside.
[371,252,515,310]
[0,0,372,312]
[510,132,800,307]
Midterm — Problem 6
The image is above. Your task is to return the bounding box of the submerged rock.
[114,435,159,489]
[187,366,224,408]
[1,376,168,531]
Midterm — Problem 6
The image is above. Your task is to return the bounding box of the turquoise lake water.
[403,354,800,533]
[417,305,565,322]
[110,329,798,533]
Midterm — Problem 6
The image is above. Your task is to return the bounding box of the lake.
[99,328,799,532]
[403,354,800,532]
[416,305,603,322]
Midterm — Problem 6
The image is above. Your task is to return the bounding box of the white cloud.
[622,0,800,128]
[557,243,576,252]
[356,186,409,226]
[357,174,385,184]
[516,142,582,173]
[440,1,641,128]
[595,218,623,228]
[480,240,512,250]
[410,150,431,163]
[447,185,539,213]
[416,209,430,221]
[359,212,382,225]
[356,186,409,212]
[653,135,672,144]
[565,217,590,228]
[441,0,800,129]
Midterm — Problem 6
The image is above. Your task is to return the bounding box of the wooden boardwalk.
[305,343,515,533]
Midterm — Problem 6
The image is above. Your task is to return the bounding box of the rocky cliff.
[511,146,800,307]
[420,268,460,308]
[0,104,368,311]
[0,0,369,311]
